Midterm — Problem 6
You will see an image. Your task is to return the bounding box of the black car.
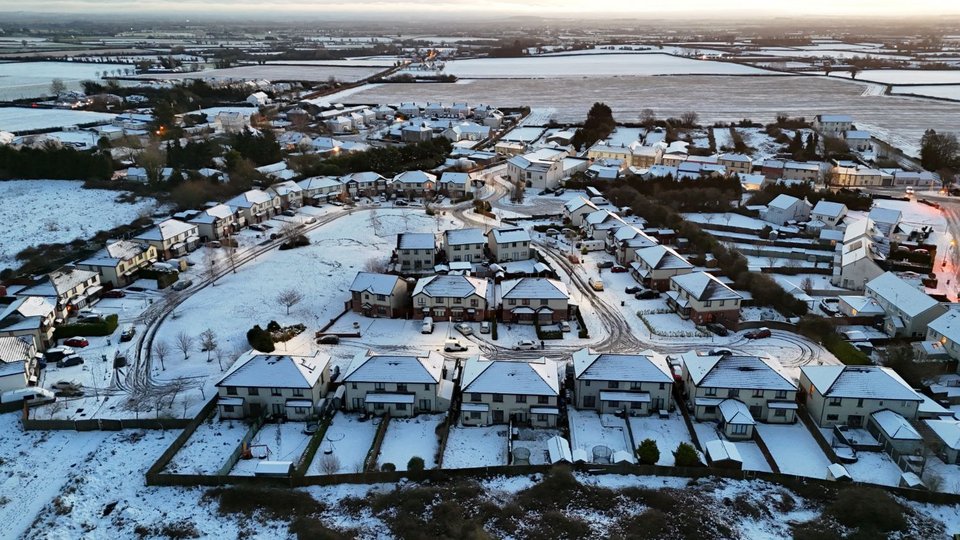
[317,335,340,345]
[57,356,85,368]
[120,326,136,342]
[635,289,661,300]
[706,323,729,336]
[597,261,615,269]
[625,286,641,294]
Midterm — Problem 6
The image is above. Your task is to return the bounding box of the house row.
[394,226,532,273]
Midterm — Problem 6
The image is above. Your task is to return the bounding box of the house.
[443,228,486,263]
[572,348,673,415]
[77,240,158,288]
[324,115,353,133]
[134,219,200,260]
[506,148,568,190]
[830,163,885,187]
[341,351,451,417]
[0,336,33,392]
[563,197,599,227]
[246,91,270,107]
[831,219,887,290]
[216,352,332,420]
[226,189,280,225]
[837,295,885,318]
[666,272,742,330]
[844,130,872,152]
[348,272,410,318]
[15,267,101,318]
[412,275,489,321]
[215,111,251,134]
[867,207,902,237]
[460,356,560,427]
[396,233,436,274]
[584,210,630,241]
[924,418,960,464]
[401,123,433,143]
[681,352,798,440]
[894,170,938,187]
[397,102,421,117]
[810,201,847,229]
[611,226,658,264]
[799,365,922,428]
[864,272,946,338]
[341,171,386,198]
[266,180,304,210]
[783,161,821,182]
[718,153,752,175]
[487,227,532,262]
[499,277,570,324]
[0,297,56,350]
[815,114,854,134]
[442,121,490,142]
[926,310,960,363]
[188,204,240,241]
[630,245,694,291]
[439,172,471,199]
[393,170,437,197]
[278,131,313,151]
[298,176,345,203]
[739,173,769,192]
[761,194,811,226]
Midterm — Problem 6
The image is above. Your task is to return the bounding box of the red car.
[63,337,89,348]
[745,327,772,340]
[611,265,628,273]
[102,290,126,298]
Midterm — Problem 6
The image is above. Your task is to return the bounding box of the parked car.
[819,297,840,315]
[51,380,80,391]
[454,323,473,336]
[611,265,628,273]
[120,326,136,342]
[745,327,772,339]
[395,199,408,207]
[514,340,538,351]
[479,321,491,334]
[63,337,89,348]
[317,335,340,345]
[421,317,434,334]
[706,323,729,337]
[597,261,615,269]
[708,348,734,356]
[282,209,297,217]
[250,224,266,232]
[588,277,604,291]
[443,338,468,352]
[76,313,103,324]
[206,240,222,248]
[561,321,571,332]
[44,347,74,363]
[625,286,641,294]
[171,279,193,291]
[102,290,126,298]
[57,355,85,368]
[126,286,146,292]
[635,289,660,300]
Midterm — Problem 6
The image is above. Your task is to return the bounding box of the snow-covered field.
[755,423,832,479]
[0,61,133,101]
[568,409,634,462]
[163,414,250,474]
[0,180,158,270]
[141,64,385,83]
[440,53,777,78]
[377,414,444,471]
[0,106,117,133]
[230,421,312,475]
[831,69,960,85]
[628,413,698,466]
[442,425,508,468]
[308,413,379,475]
[892,84,960,101]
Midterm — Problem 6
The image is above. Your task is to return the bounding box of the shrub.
[54,314,119,339]
[673,442,700,467]
[246,325,275,353]
[380,462,396,472]
[637,439,660,465]
[407,456,425,471]
[825,487,907,533]
[266,320,281,332]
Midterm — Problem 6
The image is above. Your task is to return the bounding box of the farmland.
[439,53,775,78]
[140,64,388,83]
[0,61,132,101]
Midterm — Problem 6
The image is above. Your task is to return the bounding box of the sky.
[3,0,960,17]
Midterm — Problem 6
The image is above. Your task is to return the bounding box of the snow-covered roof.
[461,356,559,396]
[343,351,443,384]
[839,295,885,316]
[705,439,741,463]
[547,435,573,464]
[440,171,470,186]
[670,272,741,302]
[445,228,485,246]
[349,272,402,296]
[865,272,939,318]
[397,232,436,250]
[394,170,437,184]
[801,365,922,401]
[189,204,234,225]
[768,194,801,211]
[489,227,531,244]
[929,310,960,344]
[871,409,921,440]
[0,297,54,321]
[0,335,34,363]
[298,176,343,190]
[135,219,197,242]
[924,418,960,450]
[845,130,871,140]
[268,180,303,197]
[216,352,329,389]
[868,207,901,225]
[719,399,756,425]
[818,114,853,123]
[564,196,598,213]
[572,348,672,382]
[501,278,569,300]
[811,200,846,218]
[412,275,488,299]
[42,267,99,297]
[634,245,691,271]
[719,153,751,163]
[681,352,795,391]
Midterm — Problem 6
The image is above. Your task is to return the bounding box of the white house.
[216,352,332,420]
[341,351,451,417]
[460,356,560,427]
[815,114,854,134]
[506,148,568,190]
[864,272,946,338]
[925,310,960,363]
[563,197,599,226]
[810,200,847,230]
[133,219,199,260]
[761,194,811,226]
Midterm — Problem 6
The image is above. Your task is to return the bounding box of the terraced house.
[188,203,239,241]
[572,349,673,415]
[342,351,452,417]
[16,267,102,318]
[225,189,280,225]
[412,274,489,321]
[460,356,560,427]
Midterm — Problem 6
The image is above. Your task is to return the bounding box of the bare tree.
[199,328,218,363]
[319,454,341,475]
[214,346,229,371]
[49,78,66,97]
[640,108,656,128]
[511,178,526,204]
[135,142,167,184]
[202,247,218,284]
[363,257,389,274]
[225,235,238,274]
[280,221,301,243]
[801,277,814,294]
[153,339,170,370]
[276,288,304,315]
[680,111,699,128]
[175,331,194,360]
[123,387,151,420]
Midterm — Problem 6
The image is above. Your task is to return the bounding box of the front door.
[749,405,762,418]
[352,398,364,410]
[272,403,283,416]
[493,410,504,423]
[419,399,431,412]
[848,415,863,428]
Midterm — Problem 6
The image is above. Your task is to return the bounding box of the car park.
[63,338,89,348]
[514,340,538,351]
[745,327,772,339]
[454,323,473,336]
[706,323,728,336]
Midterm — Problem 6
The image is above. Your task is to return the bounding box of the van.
[588,277,605,291]
[421,317,434,334]
[443,338,467,352]
[576,240,606,252]
[1,387,55,406]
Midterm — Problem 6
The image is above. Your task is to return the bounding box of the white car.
[443,338,468,352]
[454,323,473,336]
[514,340,538,351]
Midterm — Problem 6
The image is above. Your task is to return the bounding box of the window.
[271,388,281,396]
[471,299,478,307]
[704,300,712,307]
[470,411,481,419]
[454,298,462,304]
[540,299,548,306]
[471,393,481,402]
[752,389,763,398]
[775,390,787,399]
[631,382,642,390]
[248,387,259,396]
[583,396,596,408]
[417,297,426,306]
[609,381,620,389]
[732,424,749,435]
[516,395,527,403]
[728,389,739,398]
[292,389,303,397]
[224,405,235,413]
[774,409,786,417]
[827,414,839,421]
[537,414,547,422]
[522,299,530,306]
[351,383,357,390]
[607,400,619,408]
[829,397,842,407]
[374,403,384,410]
[396,384,407,393]
[375,383,385,391]
[704,406,717,414]
[705,387,716,396]
[377,294,386,301]
[658,383,665,390]
[396,403,407,410]
[585,381,591,387]
[630,401,642,409]
[538,396,549,404]
[424,384,430,390]
[508,299,517,306]
[226,387,237,396]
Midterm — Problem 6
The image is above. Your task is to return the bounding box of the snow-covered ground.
[440,53,777,78]
[628,413,698,466]
[308,413,379,475]
[892,84,960,101]
[693,421,773,473]
[230,421,312,475]
[844,451,905,487]
[142,64,384,83]
[377,414,444,471]
[0,180,159,270]
[568,409,634,463]
[442,425,508,468]
[755,423,832,479]
[512,427,561,465]
[0,61,133,101]
[830,69,960,85]
[0,107,118,133]
[163,414,250,474]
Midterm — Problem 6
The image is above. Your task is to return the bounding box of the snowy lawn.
[844,451,905,487]
[628,413,698,466]
[230,421,312,475]
[693,421,773,473]
[512,427,561,465]
[164,413,251,474]
[755,423,832,479]
[377,414,444,471]
[568,409,634,463]
[442,425,508,468]
[308,413,379,475]
[0,180,159,270]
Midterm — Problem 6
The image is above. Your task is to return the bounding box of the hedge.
[54,314,119,339]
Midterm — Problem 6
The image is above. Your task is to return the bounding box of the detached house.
[460,356,560,427]
[348,272,410,318]
[631,245,693,291]
[563,197,599,227]
[77,239,158,288]
[487,227,532,262]
[810,200,847,230]
[815,114,854,134]
[666,272,742,330]
[396,233,436,273]
[439,172,471,199]
[342,351,451,417]
[506,148,568,190]
[134,219,199,260]
[761,194,811,226]
[226,189,280,225]
[216,352,332,420]
[189,204,239,241]
[572,349,673,415]
[500,277,570,324]
[681,352,798,440]
[443,228,486,263]
[865,272,946,338]
[799,365,922,428]
[831,218,886,290]
[412,275,489,321]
